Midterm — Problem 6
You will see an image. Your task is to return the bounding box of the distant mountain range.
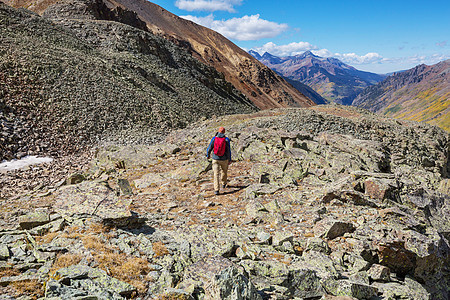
[353,60,450,131]
[249,50,386,105]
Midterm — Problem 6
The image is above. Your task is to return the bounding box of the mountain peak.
[297,50,318,59]
[261,52,278,59]
[248,50,261,60]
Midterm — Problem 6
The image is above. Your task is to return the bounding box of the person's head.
[218,127,225,134]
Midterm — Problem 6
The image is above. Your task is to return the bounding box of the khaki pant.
[212,159,229,192]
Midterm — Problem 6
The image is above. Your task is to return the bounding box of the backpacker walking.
[206,127,231,195]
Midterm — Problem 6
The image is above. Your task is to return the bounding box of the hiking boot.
[214,191,220,195]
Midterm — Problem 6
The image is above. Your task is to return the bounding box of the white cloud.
[181,14,288,41]
[335,52,384,65]
[175,0,242,12]
[401,54,450,65]
[311,49,333,57]
[252,42,317,57]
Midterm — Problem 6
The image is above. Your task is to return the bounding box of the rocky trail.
[0,106,449,299]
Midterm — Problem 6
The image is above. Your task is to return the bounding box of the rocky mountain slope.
[250,50,386,105]
[1,105,449,299]
[0,2,258,162]
[352,60,450,132]
[284,77,328,105]
[5,0,315,110]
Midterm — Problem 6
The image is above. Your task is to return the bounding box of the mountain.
[4,0,315,110]
[352,60,450,131]
[250,50,386,105]
[247,51,327,104]
[0,2,257,161]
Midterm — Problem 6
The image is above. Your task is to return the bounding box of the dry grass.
[80,233,151,294]
[0,268,20,277]
[35,231,59,245]
[60,225,84,239]
[0,268,44,299]
[82,235,111,253]
[88,222,110,235]
[152,241,170,257]
[60,222,114,240]
[94,252,151,294]
[11,280,44,299]
[50,253,84,275]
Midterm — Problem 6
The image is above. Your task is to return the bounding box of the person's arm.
[206,137,215,158]
[226,138,231,163]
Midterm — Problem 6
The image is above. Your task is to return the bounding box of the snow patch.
[0,156,53,172]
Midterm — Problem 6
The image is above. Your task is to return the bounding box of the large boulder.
[313,218,355,240]
[364,177,398,201]
[322,278,378,299]
[46,265,136,298]
[283,268,324,299]
[182,256,261,300]
[53,180,145,227]
[18,211,50,230]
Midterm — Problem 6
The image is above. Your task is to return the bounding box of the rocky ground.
[0,106,449,299]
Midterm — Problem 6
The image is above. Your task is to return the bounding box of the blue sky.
[150,0,450,73]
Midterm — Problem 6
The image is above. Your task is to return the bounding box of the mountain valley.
[249,51,386,105]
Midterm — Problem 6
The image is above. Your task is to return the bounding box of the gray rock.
[348,271,370,285]
[240,259,289,286]
[117,178,133,195]
[322,278,378,299]
[245,200,268,218]
[53,180,145,227]
[367,264,390,282]
[66,173,86,185]
[272,231,294,247]
[305,237,331,254]
[205,265,262,300]
[284,268,324,299]
[255,231,271,245]
[373,276,431,300]
[298,251,339,279]
[244,184,282,199]
[29,218,65,236]
[313,219,355,240]
[53,265,136,297]
[0,244,10,260]
[18,211,50,230]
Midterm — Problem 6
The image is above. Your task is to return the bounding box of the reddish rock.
[377,241,416,276]
[365,178,396,200]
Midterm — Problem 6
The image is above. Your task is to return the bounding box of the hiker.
[206,127,231,195]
